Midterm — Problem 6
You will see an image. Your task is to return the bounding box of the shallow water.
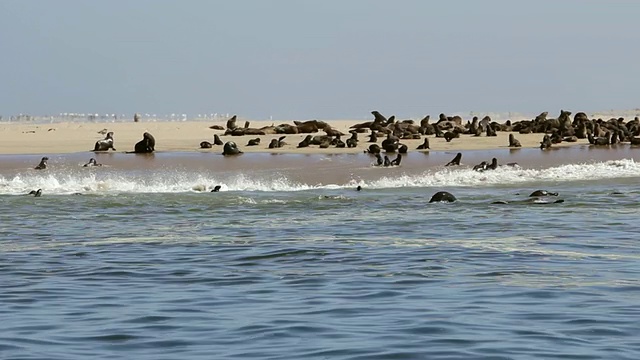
[2,148,640,359]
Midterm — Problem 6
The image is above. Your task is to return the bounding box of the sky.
[1,0,639,119]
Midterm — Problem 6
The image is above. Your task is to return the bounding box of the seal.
[247,138,261,146]
[211,185,222,192]
[134,132,155,153]
[529,190,558,197]
[222,141,243,155]
[34,157,48,170]
[200,141,213,149]
[93,132,116,151]
[366,144,381,155]
[417,138,430,150]
[374,153,383,166]
[356,185,362,191]
[445,152,461,166]
[268,136,286,149]
[508,133,522,147]
[213,134,224,146]
[429,191,456,203]
[83,158,102,167]
[28,189,43,197]
[298,135,312,148]
[389,153,402,166]
[398,144,408,154]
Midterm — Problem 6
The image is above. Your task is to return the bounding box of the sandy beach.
[0,117,591,156]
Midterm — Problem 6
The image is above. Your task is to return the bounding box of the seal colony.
[8,108,640,156]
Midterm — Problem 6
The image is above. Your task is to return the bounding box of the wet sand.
[0,119,588,155]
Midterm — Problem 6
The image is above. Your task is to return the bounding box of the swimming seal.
[211,185,222,192]
[93,132,116,151]
[134,132,155,153]
[445,152,462,166]
[83,158,102,167]
[356,185,362,191]
[389,153,402,166]
[429,191,456,203]
[34,157,48,170]
[529,190,559,197]
[222,141,243,155]
[28,189,43,197]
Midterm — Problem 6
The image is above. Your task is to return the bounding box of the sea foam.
[1,159,638,195]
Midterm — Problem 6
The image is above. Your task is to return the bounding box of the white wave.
[1,159,639,195]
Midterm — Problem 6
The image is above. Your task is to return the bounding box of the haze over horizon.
[1,0,639,120]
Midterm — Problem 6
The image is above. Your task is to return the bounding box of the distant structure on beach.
[134,113,140,122]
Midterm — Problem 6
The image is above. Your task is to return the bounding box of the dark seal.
[134,132,155,153]
[222,141,243,155]
[429,191,456,203]
[211,185,222,192]
[445,152,461,166]
[83,158,102,167]
[529,190,559,197]
[34,157,48,170]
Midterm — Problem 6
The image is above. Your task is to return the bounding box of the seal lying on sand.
[247,138,261,146]
[93,132,116,151]
[34,157,48,170]
[445,153,462,166]
[429,191,456,203]
[133,132,155,153]
[200,141,213,149]
[223,141,243,155]
[83,158,102,167]
[269,136,287,149]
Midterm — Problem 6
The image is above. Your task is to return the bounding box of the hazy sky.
[1,0,639,119]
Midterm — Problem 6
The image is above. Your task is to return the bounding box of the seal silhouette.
[83,158,102,167]
[28,189,43,197]
[134,132,155,153]
[93,132,116,151]
[445,153,461,166]
[223,141,243,155]
[429,191,456,203]
[34,157,48,170]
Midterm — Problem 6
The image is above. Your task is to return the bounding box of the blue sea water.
[1,149,640,359]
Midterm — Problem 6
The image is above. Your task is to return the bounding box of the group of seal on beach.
[194,110,640,157]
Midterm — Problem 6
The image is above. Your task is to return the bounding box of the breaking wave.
[1,159,639,195]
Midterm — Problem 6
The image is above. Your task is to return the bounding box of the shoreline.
[0,119,591,156]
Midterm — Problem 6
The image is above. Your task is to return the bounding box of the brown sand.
[0,119,589,155]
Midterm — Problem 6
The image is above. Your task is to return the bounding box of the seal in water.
[389,153,402,166]
[222,141,243,155]
[211,185,222,192]
[429,191,456,203]
[134,132,155,153]
[356,185,362,191]
[93,132,116,151]
[28,189,42,197]
[200,141,213,149]
[417,138,430,150]
[445,152,461,166]
[35,157,48,170]
[83,158,102,167]
[529,190,559,197]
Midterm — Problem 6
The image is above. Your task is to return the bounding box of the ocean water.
[2,147,640,359]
